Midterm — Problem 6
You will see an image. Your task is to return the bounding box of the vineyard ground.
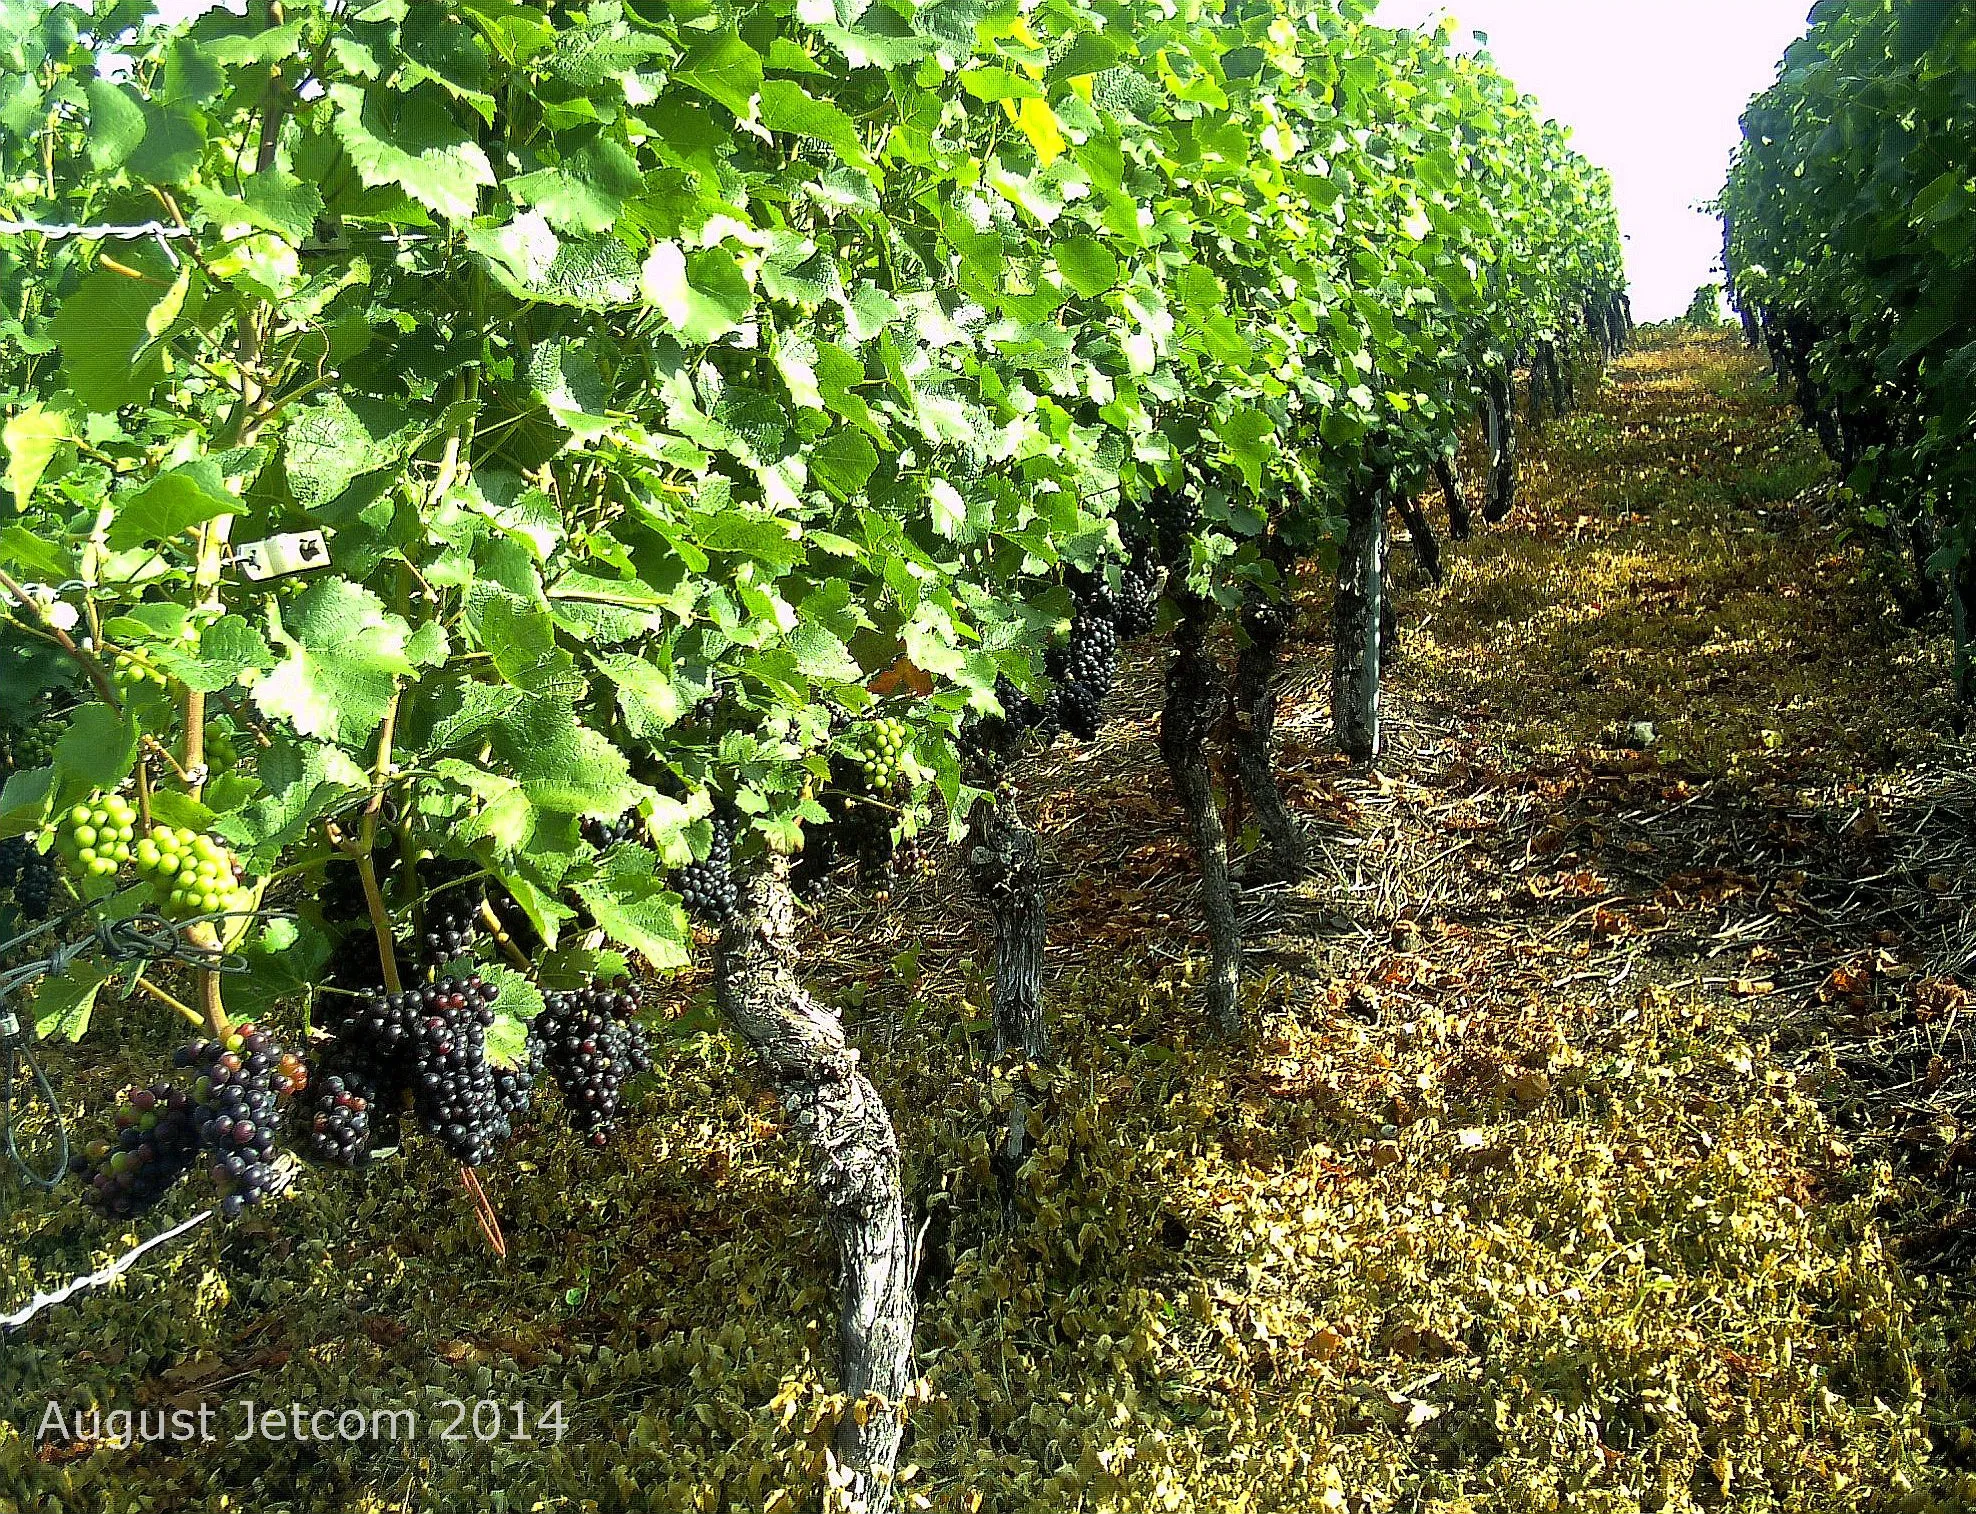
[8,329,1976,1512]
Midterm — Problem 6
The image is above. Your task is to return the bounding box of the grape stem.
[477,899,533,975]
[339,688,404,995]
[133,974,204,1030]
[460,1164,506,1258]
[0,566,124,710]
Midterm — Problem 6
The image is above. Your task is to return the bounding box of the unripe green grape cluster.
[113,656,171,693]
[204,719,238,771]
[844,717,911,790]
[135,825,252,919]
[55,792,139,879]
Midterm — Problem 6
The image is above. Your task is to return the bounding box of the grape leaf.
[570,847,692,971]
[328,81,496,221]
[254,579,417,745]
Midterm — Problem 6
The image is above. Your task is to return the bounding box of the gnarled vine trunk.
[1333,479,1384,761]
[1394,489,1445,585]
[1436,454,1471,542]
[1231,584,1308,883]
[966,799,1049,1180]
[715,860,914,1512]
[1547,339,1571,415]
[1482,368,1518,524]
[1160,593,1243,1034]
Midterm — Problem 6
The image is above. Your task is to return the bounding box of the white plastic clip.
[230,531,330,581]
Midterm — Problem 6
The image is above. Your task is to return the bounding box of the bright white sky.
[1374,0,1814,319]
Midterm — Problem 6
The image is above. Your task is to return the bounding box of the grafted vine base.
[966,799,1050,1183]
[716,861,914,1512]
[1160,598,1243,1035]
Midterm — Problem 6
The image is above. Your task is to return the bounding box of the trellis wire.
[0,907,278,1190]
[1,1206,213,1333]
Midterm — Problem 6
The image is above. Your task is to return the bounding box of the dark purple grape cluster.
[318,833,401,929]
[493,1034,540,1125]
[1117,543,1163,639]
[581,809,645,850]
[529,984,655,1147]
[1047,601,1120,742]
[957,673,1051,777]
[418,858,485,965]
[676,811,739,923]
[182,1025,306,1219]
[323,977,513,1166]
[294,1069,377,1168]
[1,837,59,921]
[1140,483,1199,568]
[79,1083,202,1219]
[1241,594,1293,643]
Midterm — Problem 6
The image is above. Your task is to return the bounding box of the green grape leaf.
[104,461,237,550]
[431,758,535,852]
[465,581,585,698]
[672,27,762,117]
[328,81,496,220]
[3,403,69,512]
[215,739,369,862]
[54,704,138,791]
[488,697,644,818]
[1055,234,1119,297]
[254,579,416,745]
[569,847,691,971]
[507,138,643,235]
[50,262,176,412]
[757,79,879,182]
[639,242,755,343]
[809,428,878,501]
[33,963,109,1041]
[83,78,146,170]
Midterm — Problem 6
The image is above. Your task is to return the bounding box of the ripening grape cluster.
[0,834,59,922]
[184,1026,307,1218]
[676,809,739,922]
[315,976,515,1167]
[529,983,654,1146]
[79,1023,304,1220]
[79,1082,200,1218]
